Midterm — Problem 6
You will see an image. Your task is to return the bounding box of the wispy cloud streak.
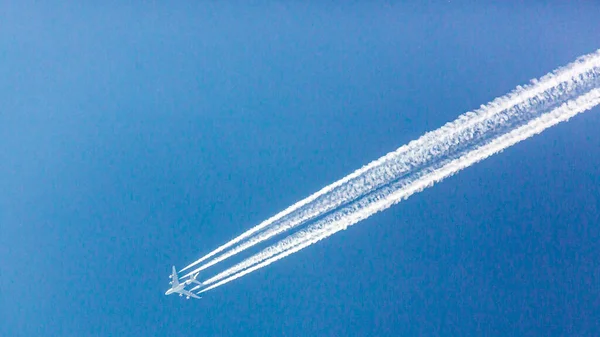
[182,50,600,291]
[196,87,600,293]
[182,50,600,280]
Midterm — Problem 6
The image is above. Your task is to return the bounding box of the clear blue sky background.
[1,2,599,336]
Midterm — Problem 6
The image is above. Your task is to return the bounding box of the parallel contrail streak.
[182,50,600,279]
[183,50,600,281]
[183,50,600,291]
[196,87,600,293]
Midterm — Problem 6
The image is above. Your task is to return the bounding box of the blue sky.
[1,2,599,336]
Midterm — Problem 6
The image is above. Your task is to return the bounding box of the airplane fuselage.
[165,266,202,299]
[165,278,197,296]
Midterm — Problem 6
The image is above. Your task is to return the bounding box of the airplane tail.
[189,272,202,286]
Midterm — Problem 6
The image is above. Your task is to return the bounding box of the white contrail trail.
[182,50,600,280]
[186,51,600,292]
[195,87,600,293]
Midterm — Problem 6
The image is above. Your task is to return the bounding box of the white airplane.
[165,266,202,300]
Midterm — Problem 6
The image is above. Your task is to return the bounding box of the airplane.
[165,266,202,300]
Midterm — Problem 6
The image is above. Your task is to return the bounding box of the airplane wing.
[170,266,179,287]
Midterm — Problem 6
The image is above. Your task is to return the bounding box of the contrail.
[182,49,600,279]
[183,50,600,280]
[196,87,600,293]
[187,50,600,292]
